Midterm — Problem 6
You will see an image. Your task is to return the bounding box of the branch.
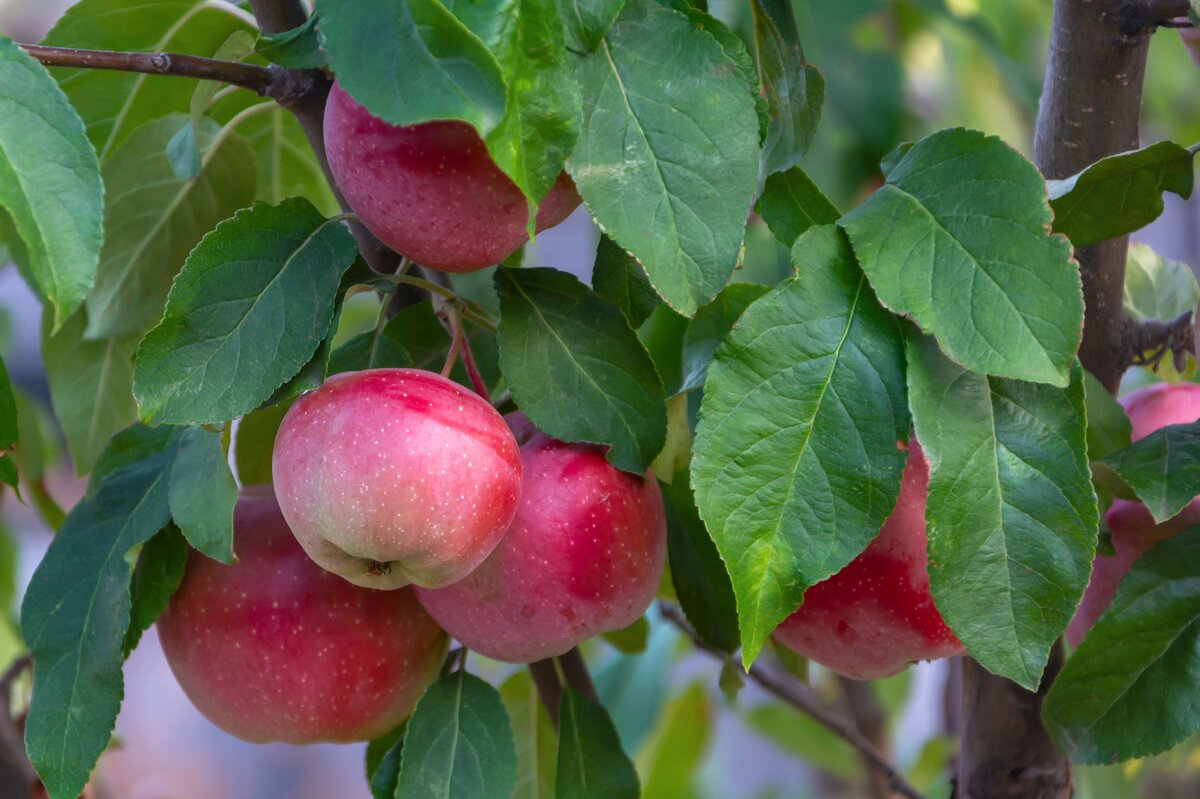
[660,605,923,799]
[1121,310,1197,373]
[527,648,599,730]
[16,43,313,102]
[1141,0,1193,23]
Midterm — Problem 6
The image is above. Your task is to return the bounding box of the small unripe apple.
[272,369,523,589]
[773,444,963,680]
[1068,382,1200,645]
[157,486,447,744]
[323,82,582,272]
[414,417,666,663]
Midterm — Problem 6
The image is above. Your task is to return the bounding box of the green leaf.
[745,704,858,780]
[169,426,236,562]
[650,393,691,482]
[602,615,649,654]
[482,0,581,221]
[637,684,709,799]
[234,400,292,487]
[123,524,187,656]
[591,235,660,328]
[750,0,824,176]
[1043,528,1200,763]
[841,128,1082,387]
[396,670,517,799]
[568,0,760,315]
[1100,422,1200,524]
[557,688,640,799]
[316,0,507,134]
[1048,141,1196,249]
[256,14,326,68]
[907,334,1098,689]
[41,310,137,475]
[84,114,258,339]
[755,166,839,248]
[691,225,909,666]
[1083,370,1131,462]
[496,266,667,474]
[677,282,770,395]
[664,470,739,653]
[134,198,358,425]
[0,38,103,329]
[88,424,179,493]
[21,443,175,799]
[1123,243,1200,323]
[367,723,406,799]
[500,671,557,799]
[555,0,624,51]
[0,355,16,455]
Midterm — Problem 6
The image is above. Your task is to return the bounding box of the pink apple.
[272,368,523,589]
[1120,381,1200,441]
[323,82,582,273]
[414,417,666,663]
[773,444,963,680]
[157,486,447,744]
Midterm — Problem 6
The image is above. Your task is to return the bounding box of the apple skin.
[272,369,523,590]
[773,445,963,680]
[323,82,581,273]
[157,486,448,744]
[1068,382,1200,645]
[413,418,666,663]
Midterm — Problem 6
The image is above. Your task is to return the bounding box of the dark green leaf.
[256,14,326,68]
[482,0,582,219]
[1043,528,1200,763]
[907,334,1098,689]
[88,424,179,494]
[879,142,914,178]
[750,0,824,175]
[557,688,639,799]
[234,400,293,487]
[691,225,909,666]
[41,310,137,475]
[556,0,624,51]
[496,266,666,473]
[0,38,103,329]
[134,198,358,425]
[396,670,517,799]
[755,166,839,248]
[677,282,770,395]
[169,426,236,563]
[500,671,557,799]
[1101,422,1200,524]
[1083,370,1131,462]
[367,723,406,799]
[591,236,660,328]
[601,615,649,654]
[21,444,175,799]
[85,115,258,339]
[123,524,187,656]
[42,0,255,161]
[0,355,15,453]
[664,470,739,653]
[841,128,1083,387]
[1048,142,1196,249]
[569,0,759,315]
[316,0,507,134]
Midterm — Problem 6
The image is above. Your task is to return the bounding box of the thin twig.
[660,606,923,799]
[1121,310,1196,373]
[1142,0,1192,23]
[528,658,564,728]
[527,647,599,731]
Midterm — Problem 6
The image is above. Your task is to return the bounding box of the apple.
[1068,381,1200,645]
[157,486,448,744]
[772,444,963,680]
[323,82,582,272]
[413,416,666,663]
[272,368,523,590]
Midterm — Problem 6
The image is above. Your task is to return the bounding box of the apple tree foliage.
[0,0,1199,796]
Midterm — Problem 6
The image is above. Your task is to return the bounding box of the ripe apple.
[323,82,582,272]
[157,486,448,744]
[772,444,963,680]
[272,368,523,590]
[413,416,666,663]
[1068,381,1200,645]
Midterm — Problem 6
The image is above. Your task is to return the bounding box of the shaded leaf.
[366,723,406,799]
[1083,370,1131,462]
[591,235,660,328]
[500,671,557,799]
[677,282,770,395]
[122,524,187,656]
[1123,242,1200,323]
[556,0,624,51]
[557,688,639,799]
[169,426,236,562]
[755,166,839,248]
[1100,422,1200,524]
[256,14,326,68]
[750,0,824,175]
[234,400,293,487]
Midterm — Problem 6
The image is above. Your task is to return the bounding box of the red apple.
[1068,382,1200,645]
[773,444,963,680]
[157,486,447,744]
[323,82,582,273]
[414,417,666,663]
[272,369,523,589]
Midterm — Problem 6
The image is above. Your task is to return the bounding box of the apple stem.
[527,648,599,729]
[454,315,492,402]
